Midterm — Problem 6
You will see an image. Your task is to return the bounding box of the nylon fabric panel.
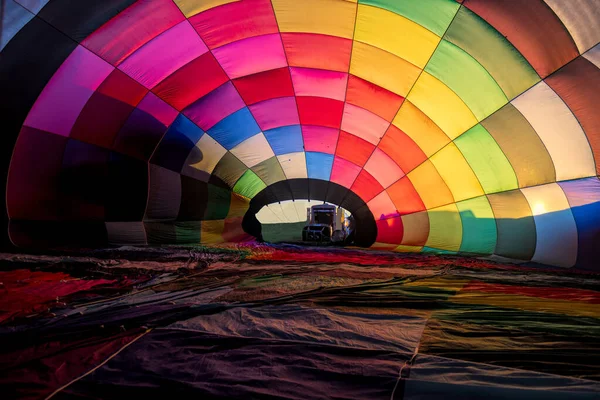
[184,82,244,131]
[425,40,508,121]
[487,190,536,261]
[355,4,440,69]
[359,0,460,37]
[341,104,389,145]
[544,0,600,54]
[345,75,404,122]
[207,108,261,150]
[201,219,225,244]
[350,41,421,97]
[306,152,334,181]
[231,133,274,168]
[303,126,338,154]
[118,21,209,90]
[106,153,148,221]
[296,97,344,129]
[407,161,454,209]
[426,204,462,252]
[233,170,266,199]
[512,81,596,181]
[281,33,352,72]
[545,57,600,176]
[368,191,399,220]
[290,68,348,101]
[392,101,450,157]
[363,148,404,189]
[204,184,231,220]
[387,177,426,216]
[249,97,299,131]
[430,143,484,202]
[81,0,185,66]
[212,152,247,187]
[335,131,375,167]
[178,176,209,221]
[13,0,49,14]
[454,124,518,194]
[464,0,579,78]
[181,134,227,181]
[227,193,250,218]
[264,125,303,155]
[145,165,182,221]
[105,222,147,246]
[330,157,362,189]
[150,115,204,173]
[174,221,201,243]
[271,0,357,39]
[443,6,540,100]
[251,157,286,186]
[375,216,403,245]
[481,104,555,188]
[173,0,238,18]
[378,125,427,173]
[457,196,496,255]
[189,0,278,49]
[400,211,429,246]
[351,170,384,203]
[521,184,578,268]
[277,152,307,179]
[583,44,600,68]
[1,0,34,51]
[233,67,294,105]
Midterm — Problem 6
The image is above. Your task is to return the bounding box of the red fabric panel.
[346,75,404,121]
[153,53,229,110]
[232,67,294,105]
[387,177,426,215]
[546,57,600,175]
[376,217,403,245]
[281,33,352,72]
[296,96,344,128]
[190,0,278,49]
[223,217,254,242]
[6,127,68,220]
[378,125,427,173]
[465,0,578,77]
[335,130,375,166]
[71,70,148,148]
[351,170,383,203]
[82,0,185,66]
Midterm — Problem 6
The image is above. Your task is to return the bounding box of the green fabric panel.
[212,152,247,187]
[175,221,201,243]
[233,170,266,199]
[457,196,496,255]
[425,40,508,120]
[251,157,287,186]
[144,222,177,245]
[421,247,458,256]
[454,124,518,194]
[481,104,556,188]
[487,190,536,261]
[444,7,540,100]
[359,0,459,36]
[204,184,231,220]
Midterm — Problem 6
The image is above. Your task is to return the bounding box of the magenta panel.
[118,21,208,89]
[24,46,113,137]
[212,34,287,79]
[330,156,362,189]
[249,96,299,131]
[183,82,245,130]
[302,126,338,154]
[341,103,390,145]
[137,92,178,127]
[290,67,348,101]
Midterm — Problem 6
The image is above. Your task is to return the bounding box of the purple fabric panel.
[183,82,245,130]
[249,96,299,131]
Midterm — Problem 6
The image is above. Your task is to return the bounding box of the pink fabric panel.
[364,148,404,189]
[368,191,400,220]
[341,104,390,145]
[302,126,338,154]
[249,97,299,131]
[137,92,178,127]
[118,21,208,89]
[212,34,287,79]
[82,0,185,66]
[330,156,362,189]
[183,82,245,130]
[290,67,348,101]
[24,46,113,137]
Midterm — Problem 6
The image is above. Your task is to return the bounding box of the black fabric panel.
[38,0,136,43]
[288,179,309,202]
[326,184,350,208]
[178,175,208,221]
[353,204,379,247]
[308,179,329,202]
[8,220,107,248]
[105,153,148,221]
[144,222,178,245]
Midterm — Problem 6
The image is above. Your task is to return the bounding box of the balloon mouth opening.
[242,179,377,247]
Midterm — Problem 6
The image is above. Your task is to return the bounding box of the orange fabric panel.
[281,33,352,72]
[378,124,427,174]
[401,211,430,246]
[345,75,404,122]
[335,130,376,167]
[386,177,426,216]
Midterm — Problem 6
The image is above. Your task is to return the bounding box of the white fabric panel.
[279,200,302,222]
[2,1,34,50]
[278,152,308,179]
[583,43,600,68]
[181,133,226,181]
[521,183,578,268]
[544,0,600,53]
[512,82,596,181]
[255,206,281,224]
[231,133,275,168]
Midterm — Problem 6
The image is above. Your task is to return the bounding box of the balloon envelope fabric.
[2,0,600,270]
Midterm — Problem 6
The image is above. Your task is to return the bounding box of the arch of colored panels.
[2,0,600,270]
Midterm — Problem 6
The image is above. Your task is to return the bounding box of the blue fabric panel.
[151,114,204,172]
[263,125,303,155]
[306,152,333,181]
[208,108,261,150]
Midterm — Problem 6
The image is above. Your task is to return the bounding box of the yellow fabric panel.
[407,160,454,209]
[227,193,250,218]
[173,0,239,17]
[408,72,478,139]
[271,0,357,39]
[430,143,484,202]
[355,5,440,69]
[426,203,462,252]
[392,101,450,157]
[201,220,225,244]
[394,245,423,253]
[350,41,421,97]
[400,211,429,246]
